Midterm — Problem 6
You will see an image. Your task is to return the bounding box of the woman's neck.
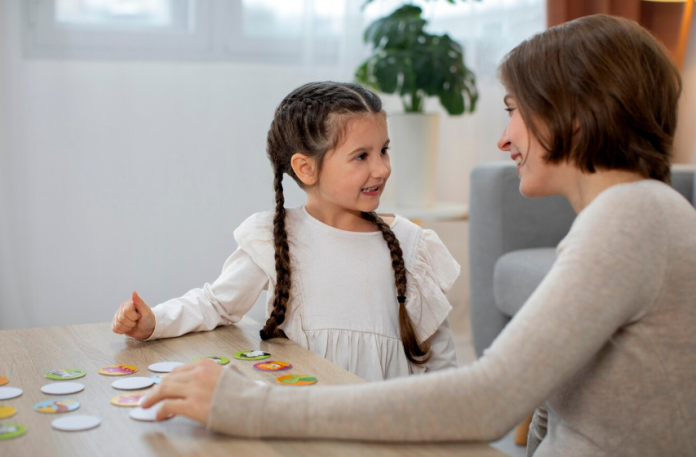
[564,169,646,213]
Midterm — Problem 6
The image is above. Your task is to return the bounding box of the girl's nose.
[497,129,511,151]
[372,156,390,178]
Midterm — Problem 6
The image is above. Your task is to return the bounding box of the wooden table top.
[0,318,506,456]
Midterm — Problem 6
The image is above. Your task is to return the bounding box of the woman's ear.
[291,153,318,186]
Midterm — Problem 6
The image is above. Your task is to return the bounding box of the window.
[24,0,364,65]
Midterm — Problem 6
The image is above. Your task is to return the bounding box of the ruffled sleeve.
[233,211,277,285]
[404,228,461,346]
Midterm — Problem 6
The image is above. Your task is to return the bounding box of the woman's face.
[497,94,571,198]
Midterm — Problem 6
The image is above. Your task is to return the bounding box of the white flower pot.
[387,113,439,208]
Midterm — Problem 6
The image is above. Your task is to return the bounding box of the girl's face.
[313,113,391,214]
[497,95,571,198]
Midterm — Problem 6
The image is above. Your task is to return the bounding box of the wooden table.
[0,318,505,456]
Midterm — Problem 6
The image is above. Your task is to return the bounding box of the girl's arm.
[422,319,458,372]
[146,247,268,340]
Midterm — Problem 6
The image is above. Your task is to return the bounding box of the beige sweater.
[208,180,696,457]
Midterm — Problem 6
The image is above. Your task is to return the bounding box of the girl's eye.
[505,107,516,116]
[356,152,367,161]
[381,147,390,155]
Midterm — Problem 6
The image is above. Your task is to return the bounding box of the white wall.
[0,0,540,330]
[0,0,23,329]
[0,0,350,329]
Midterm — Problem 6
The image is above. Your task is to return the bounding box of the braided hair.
[261,81,430,364]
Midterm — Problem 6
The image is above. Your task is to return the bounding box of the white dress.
[148,206,460,381]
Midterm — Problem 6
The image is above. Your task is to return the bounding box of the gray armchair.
[468,162,695,358]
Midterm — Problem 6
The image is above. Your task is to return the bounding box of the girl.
[141,15,696,457]
[112,82,460,381]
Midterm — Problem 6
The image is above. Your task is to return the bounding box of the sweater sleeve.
[208,186,667,442]
[147,247,269,340]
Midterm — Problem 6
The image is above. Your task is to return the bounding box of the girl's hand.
[140,359,224,424]
[112,291,156,340]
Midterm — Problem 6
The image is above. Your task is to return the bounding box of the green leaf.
[359,2,479,115]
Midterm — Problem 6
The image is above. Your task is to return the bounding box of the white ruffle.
[233,211,296,335]
[403,228,460,344]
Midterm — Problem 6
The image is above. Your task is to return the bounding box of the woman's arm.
[144,189,666,442]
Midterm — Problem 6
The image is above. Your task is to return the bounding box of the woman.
[141,14,696,456]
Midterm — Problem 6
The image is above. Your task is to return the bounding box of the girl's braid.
[361,211,431,364]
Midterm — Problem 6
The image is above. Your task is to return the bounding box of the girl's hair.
[498,14,682,183]
[260,81,430,364]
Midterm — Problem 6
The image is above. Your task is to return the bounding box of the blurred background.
[0,0,693,340]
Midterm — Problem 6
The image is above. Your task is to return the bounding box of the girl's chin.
[358,199,381,213]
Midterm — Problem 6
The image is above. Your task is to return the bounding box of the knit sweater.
[207,180,696,457]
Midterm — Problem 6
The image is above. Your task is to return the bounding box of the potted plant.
[356,3,479,208]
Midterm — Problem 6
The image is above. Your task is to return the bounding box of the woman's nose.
[497,129,511,151]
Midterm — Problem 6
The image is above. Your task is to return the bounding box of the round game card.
[51,415,100,432]
[0,406,17,419]
[34,399,80,414]
[110,393,146,407]
[150,374,167,384]
[0,387,23,400]
[111,377,154,390]
[0,376,8,386]
[98,365,138,376]
[45,369,86,380]
[148,362,184,373]
[253,361,292,372]
[129,403,171,422]
[233,350,270,361]
[192,356,230,365]
[41,382,85,395]
[276,374,318,386]
[0,423,26,440]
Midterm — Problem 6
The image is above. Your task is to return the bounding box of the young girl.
[112,82,459,381]
[141,15,695,457]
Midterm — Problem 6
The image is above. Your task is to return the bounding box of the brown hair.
[498,14,682,183]
[260,82,430,364]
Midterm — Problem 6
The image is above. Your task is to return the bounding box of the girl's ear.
[291,153,318,186]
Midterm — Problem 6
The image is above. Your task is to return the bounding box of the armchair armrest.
[468,162,576,357]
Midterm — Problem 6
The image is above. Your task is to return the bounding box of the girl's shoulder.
[234,210,274,241]
[377,213,395,225]
[234,207,306,246]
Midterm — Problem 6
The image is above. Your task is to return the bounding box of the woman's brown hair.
[498,14,682,183]
[260,82,430,364]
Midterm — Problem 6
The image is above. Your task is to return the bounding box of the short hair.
[498,14,682,183]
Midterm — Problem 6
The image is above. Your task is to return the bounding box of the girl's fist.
[112,291,156,340]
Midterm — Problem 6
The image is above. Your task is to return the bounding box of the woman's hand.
[112,291,156,340]
[140,359,224,424]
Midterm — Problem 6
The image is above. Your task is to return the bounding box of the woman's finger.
[169,362,199,375]
[141,381,187,408]
[155,399,187,421]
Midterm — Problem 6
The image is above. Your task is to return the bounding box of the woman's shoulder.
[583,180,694,224]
